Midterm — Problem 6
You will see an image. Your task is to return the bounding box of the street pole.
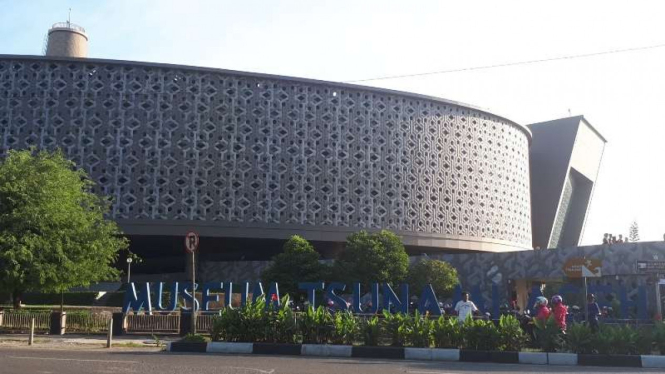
[191,251,196,334]
[656,276,663,319]
[29,318,34,346]
[106,318,113,348]
[126,258,132,284]
[583,276,589,323]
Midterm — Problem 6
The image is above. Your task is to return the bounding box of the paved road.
[0,347,661,374]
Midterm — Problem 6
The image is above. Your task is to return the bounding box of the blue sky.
[2,0,665,244]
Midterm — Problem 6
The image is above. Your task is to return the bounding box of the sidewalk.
[0,333,180,350]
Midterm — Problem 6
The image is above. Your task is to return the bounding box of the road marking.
[407,371,454,374]
[8,356,139,364]
[225,367,274,374]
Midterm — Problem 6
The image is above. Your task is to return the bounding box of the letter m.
[123,283,153,315]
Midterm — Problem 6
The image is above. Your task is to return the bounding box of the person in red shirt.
[534,296,551,321]
[550,294,568,331]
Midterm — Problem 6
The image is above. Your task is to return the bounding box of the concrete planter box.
[432,348,460,361]
[641,355,665,368]
[578,354,642,367]
[207,342,253,354]
[253,343,302,356]
[352,346,405,359]
[302,344,352,357]
[405,348,432,360]
[460,350,491,362]
[547,352,577,366]
[169,342,207,352]
[460,350,517,363]
[518,352,548,365]
[489,351,519,363]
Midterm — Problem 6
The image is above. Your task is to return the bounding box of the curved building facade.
[0,55,532,253]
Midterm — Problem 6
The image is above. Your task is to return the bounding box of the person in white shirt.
[454,291,478,323]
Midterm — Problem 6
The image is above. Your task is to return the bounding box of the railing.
[126,313,180,333]
[50,22,86,34]
[1,311,51,331]
[196,314,217,333]
[66,312,111,333]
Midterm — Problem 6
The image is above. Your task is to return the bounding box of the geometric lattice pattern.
[0,57,532,247]
[549,174,574,249]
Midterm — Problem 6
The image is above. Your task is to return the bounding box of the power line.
[343,43,665,83]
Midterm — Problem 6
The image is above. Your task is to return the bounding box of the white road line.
[8,356,139,364]
[225,367,275,374]
[407,371,454,374]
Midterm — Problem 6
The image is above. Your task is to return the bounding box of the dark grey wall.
[528,117,581,249]
[0,56,533,251]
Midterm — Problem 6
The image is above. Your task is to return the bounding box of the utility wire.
[343,43,665,83]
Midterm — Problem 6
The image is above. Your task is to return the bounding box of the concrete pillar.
[514,280,529,312]
[179,313,192,336]
[49,311,66,335]
[0,310,4,327]
[111,312,125,336]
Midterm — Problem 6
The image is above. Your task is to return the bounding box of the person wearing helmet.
[534,296,551,321]
[551,295,568,331]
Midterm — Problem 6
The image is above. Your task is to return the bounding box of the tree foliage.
[629,220,640,242]
[335,230,409,285]
[406,258,459,299]
[261,235,327,297]
[0,149,128,307]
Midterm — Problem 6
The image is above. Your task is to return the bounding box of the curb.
[519,352,547,365]
[642,355,665,368]
[166,343,653,367]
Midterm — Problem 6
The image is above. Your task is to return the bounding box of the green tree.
[335,230,409,285]
[261,235,327,297]
[629,220,640,242]
[0,149,128,308]
[406,258,459,299]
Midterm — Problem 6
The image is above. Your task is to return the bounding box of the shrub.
[532,316,563,352]
[331,310,359,345]
[267,295,298,344]
[299,306,332,344]
[593,324,652,355]
[565,323,594,354]
[406,259,459,300]
[240,297,269,342]
[362,315,380,346]
[432,316,462,348]
[462,318,499,351]
[497,315,527,351]
[261,236,328,297]
[405,310,433,348]
[211,305,242,342]
[654,322,665,355]
[210,298,269,342]
[382,310,409,346]
[181,333,207,343]
[335,230,409,285]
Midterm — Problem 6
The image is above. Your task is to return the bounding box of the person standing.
[454,291,479,323]
[587,294,601,332]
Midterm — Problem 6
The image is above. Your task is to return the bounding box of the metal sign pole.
[656,276,663,319]
[184,230,199,335]
[583,276,589,323]
[191,250,196,334]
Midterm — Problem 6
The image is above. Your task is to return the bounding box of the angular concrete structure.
[528,116,606,249]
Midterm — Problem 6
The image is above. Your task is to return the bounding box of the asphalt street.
[0,347,661,374]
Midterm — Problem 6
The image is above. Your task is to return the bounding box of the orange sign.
[563,257,602,278]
